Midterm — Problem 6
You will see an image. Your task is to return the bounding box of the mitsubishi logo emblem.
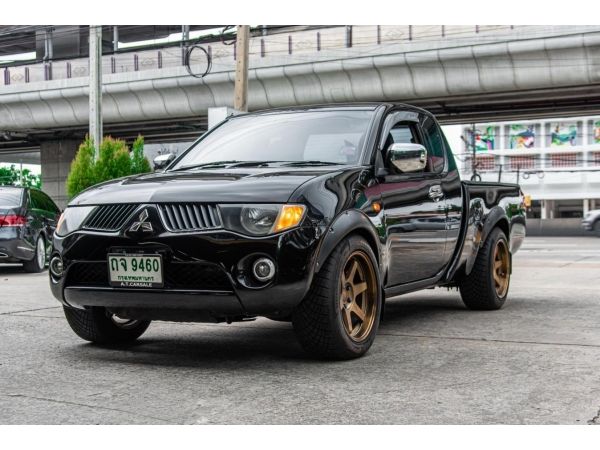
[129,209,153,233]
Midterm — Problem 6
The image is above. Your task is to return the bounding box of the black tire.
[292,235,382,360]
[593,221,600,237]
[63,306,151,344]
[23,235,46,273]
[459,227,510,310]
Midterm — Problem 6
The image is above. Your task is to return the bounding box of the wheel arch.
[315,210,381,274]
[481,207,510,246]
[464,208,511,277]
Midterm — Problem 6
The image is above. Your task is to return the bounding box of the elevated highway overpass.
[1,24,600,205]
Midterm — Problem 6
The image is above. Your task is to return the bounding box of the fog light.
[50,256,63,277]
[252,257,276,282]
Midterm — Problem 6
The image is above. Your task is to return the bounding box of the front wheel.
[63,306,151,344]
[292,235,382,360]
[459,227,511,310]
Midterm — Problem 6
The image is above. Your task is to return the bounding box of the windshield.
[0,188,23,208]
[172,110,375,170]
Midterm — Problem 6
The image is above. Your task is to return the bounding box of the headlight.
[219,204,306,236]
[55,206,96,236]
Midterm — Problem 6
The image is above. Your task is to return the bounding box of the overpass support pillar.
[40,139,79,209]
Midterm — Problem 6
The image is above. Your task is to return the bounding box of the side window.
[420,116,446,173]
[48,195,60,214]
[389,124,418,144]
[29,190,41,210]
[39,191,59,214]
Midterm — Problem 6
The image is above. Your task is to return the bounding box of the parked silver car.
[582,209,600,236]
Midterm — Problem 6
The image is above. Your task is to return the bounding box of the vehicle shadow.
[66,294,467,368]
[64,319,315,368]
[0,264,47,276]
[0,264,26,274]
[380,293,467,328]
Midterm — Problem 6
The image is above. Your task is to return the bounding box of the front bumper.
[50,226,321,321]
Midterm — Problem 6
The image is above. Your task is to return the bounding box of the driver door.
[377,112,448,286]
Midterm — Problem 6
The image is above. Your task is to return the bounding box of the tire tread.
[63,306,150,344]
[459,227,508,310]
[292,236,380,359]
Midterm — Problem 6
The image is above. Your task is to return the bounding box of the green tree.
[0,165,41,188]
[94,137,132,182]
[0,165,18,185]
[131,135,152,174]
[65,134,153,199]
[66,137,97,198]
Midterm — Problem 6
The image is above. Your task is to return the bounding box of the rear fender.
[466,206,509,275]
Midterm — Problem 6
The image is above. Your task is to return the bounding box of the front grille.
[83,204,138,231]
[66,261,232,291]
[158,203,221,232]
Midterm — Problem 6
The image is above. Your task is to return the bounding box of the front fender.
[314,209,381,274]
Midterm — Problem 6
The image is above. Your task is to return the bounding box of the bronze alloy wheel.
[493,239,510,297]
[339,250,378,342]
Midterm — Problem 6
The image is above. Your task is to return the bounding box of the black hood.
[70,167,346,206]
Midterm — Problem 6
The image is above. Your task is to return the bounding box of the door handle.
[428,185,444,202]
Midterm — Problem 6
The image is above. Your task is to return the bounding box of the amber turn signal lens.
[273,205,306,232]
[372,202,381,213]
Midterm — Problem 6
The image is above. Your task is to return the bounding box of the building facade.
[459,116,600,218]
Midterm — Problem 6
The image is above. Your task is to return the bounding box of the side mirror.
[153,153,176,171]
[386,143,427,173]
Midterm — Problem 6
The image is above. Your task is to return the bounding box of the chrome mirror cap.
[153,153,176,171]
[386,143,427,173]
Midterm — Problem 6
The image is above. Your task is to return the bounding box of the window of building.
[550,153,579,168]
[508,155,538,170]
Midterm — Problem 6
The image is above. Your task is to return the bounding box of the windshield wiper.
[173,160,280,171]
[280,160,346,167]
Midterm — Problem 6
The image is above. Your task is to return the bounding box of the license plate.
[108,254,163,288]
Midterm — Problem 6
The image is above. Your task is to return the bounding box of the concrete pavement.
[0,237,599,424]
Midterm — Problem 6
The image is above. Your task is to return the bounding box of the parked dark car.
[582,209,600,236]
[50,103,526,359]
[0,186,60,272]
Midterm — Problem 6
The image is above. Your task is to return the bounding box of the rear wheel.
[23,235,46,273]
[292,235,381,359]
[63,306,150,344]
[459,227,510,310]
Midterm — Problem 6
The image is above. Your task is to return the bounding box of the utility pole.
[89,25,103,159]
[470,123,477,180]
[233,25,250,112]
[113,26,119,53]
[181,25,190,64]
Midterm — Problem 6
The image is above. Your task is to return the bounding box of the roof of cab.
[239,102,433,118]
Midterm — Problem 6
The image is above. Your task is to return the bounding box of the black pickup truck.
[49,103,526,359]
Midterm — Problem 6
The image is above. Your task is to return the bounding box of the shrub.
[94,137,132,182]
[66,135,152,199]
[66,137,96,198]
[131,135,152,174]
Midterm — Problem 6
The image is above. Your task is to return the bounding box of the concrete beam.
[2,29,600,131]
